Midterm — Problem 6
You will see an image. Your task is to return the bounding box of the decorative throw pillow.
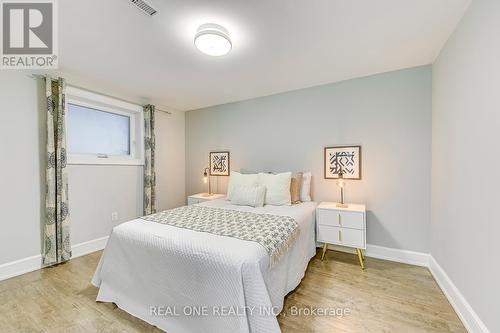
[240,169,275,175]
[258,172,292,206]
[300,172,312,202]
[227,171,259,200]
[239,168,258,174]
[230,185,266,207]
[290,173,303,204]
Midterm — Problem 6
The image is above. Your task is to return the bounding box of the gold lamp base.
[336,183,348,208]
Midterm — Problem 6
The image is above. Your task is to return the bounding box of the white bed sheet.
[92,199,317,333]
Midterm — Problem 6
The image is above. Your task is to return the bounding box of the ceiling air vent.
[130,0,158,16]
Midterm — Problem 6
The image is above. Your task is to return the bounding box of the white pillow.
[258,172,292,206]
[227,171,259,200]
[300,172,312,202]
[230,185,266,207]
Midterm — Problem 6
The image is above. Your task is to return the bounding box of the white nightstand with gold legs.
[187,193,225,205]
[317,202,367,269]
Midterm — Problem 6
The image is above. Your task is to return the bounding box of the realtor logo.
[1,0,57,69]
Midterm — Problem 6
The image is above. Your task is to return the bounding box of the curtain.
[143,104,156,215]
[43,76,71,266]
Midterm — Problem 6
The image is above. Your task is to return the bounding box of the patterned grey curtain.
[43,76,71,266]
[143,104,156,215]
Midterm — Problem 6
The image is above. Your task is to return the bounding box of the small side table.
[316,202,367,269]
[187,193,225,205]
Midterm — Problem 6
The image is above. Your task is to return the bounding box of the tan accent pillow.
[290,173,303,204]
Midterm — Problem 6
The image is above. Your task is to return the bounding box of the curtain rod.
[27,74,173,115]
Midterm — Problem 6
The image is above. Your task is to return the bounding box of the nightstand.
[316,202,367,269]
[187,193,225,205]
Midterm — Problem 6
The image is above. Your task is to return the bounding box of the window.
[66,86,143,165]
[67,104,131,156]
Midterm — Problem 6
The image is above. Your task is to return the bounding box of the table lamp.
[203,167,212,196]
[336,167,348,208]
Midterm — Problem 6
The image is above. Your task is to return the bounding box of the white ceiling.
[59,0,471,111]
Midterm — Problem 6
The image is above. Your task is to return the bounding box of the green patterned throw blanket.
[141,205,300,267]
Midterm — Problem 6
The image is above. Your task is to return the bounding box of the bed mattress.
[92,199,317,333]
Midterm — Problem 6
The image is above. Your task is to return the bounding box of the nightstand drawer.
[317,209,364,230]
[317,225,365,248]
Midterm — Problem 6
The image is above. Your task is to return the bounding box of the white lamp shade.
[194,23,232,56]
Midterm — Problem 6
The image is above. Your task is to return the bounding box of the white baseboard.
[322,243,430,267]
[365,244,430,267]
[429,257,490,333]
[71,236,109,259]
[0,254,42,282]
[0,236,109,282]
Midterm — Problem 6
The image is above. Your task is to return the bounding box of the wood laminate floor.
[0,249,466,333]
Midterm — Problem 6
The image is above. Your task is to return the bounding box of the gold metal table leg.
[321,243,328,260]
[356,248,365,270]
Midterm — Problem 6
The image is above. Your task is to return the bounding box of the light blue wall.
[186,66,432,252]
[432,0,499,331]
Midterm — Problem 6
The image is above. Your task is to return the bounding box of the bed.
[92,198,317,333]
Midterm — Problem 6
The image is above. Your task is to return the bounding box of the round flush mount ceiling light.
[194,23,232,56]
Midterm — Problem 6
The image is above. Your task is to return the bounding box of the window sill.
[67,156,144,166]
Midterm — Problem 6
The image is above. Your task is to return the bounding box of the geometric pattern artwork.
[324,146,362,179]
[209,151,230,176]
[142,205,299,267]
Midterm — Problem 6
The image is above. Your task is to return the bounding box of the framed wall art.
[324,146,361,180]
[209,151,230,176]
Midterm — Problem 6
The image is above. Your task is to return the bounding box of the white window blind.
[67,103,131,156]
[65,86,144,165]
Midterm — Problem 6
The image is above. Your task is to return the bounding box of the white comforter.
[92,199,317,333]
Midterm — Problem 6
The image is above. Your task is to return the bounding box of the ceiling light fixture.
[194,23,232,56]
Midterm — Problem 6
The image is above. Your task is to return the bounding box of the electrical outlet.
[111,212,119,222]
